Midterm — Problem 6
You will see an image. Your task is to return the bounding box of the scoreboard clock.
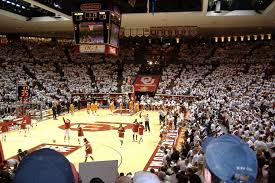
[72,2,121,55]
[18,85,31,100]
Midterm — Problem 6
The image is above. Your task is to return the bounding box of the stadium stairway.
[64,47,72,63]
[117,61,124,93]
[87,64,96,88]
[22,65,45,91]
[53,62,65,80]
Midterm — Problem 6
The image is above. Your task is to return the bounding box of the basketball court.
[2,109,162,173]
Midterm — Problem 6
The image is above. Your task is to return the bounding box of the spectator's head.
[158,171,166,181]
[149,168,155,174]
[176,172,188,183]
[90,177,104,183]
[133,171,160,183]
[14,148,79,183]
[119,172,125,177]
[18,149,23,154]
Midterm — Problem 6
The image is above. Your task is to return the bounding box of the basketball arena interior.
[0,0,274,183]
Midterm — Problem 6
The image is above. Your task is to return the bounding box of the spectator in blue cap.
[203,134,258,183]
[14,148,79,183]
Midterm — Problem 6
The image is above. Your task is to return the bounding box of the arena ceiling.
[0,0,275,37]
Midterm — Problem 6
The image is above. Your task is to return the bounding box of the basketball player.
[70,103,74,115]
[118,123,125,146]
[138,122,145,143]
[119,102,123,114]
[129,100,134,113]
[1,123,8,142]
[134,101,140,113]
[109,100,115,113]
[132,119,139,141]
[24,114,32,131]
[87,102,91,114]
[63,117,71,142]
[77,124,84,145]
[94,101,99,114]
[91,102,95,114]
[84,138,94,162]
[20,118,28,137]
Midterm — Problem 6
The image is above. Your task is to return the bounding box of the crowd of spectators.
[121,64,141,93]
[92,63,118,93]
[0,39,274,182]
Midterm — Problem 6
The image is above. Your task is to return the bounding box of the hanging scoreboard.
[72,1,121,55]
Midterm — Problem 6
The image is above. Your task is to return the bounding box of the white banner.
[79,44,105,53]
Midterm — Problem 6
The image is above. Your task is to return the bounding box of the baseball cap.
[133,171,160,183]
[14,148,77,183]
[204,134,258,183]
[201,136,214,153]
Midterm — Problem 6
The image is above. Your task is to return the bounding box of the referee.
[144,114,150,132]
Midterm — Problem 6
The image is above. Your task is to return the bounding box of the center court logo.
[140,76,155,85]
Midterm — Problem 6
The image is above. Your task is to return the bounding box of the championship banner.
[133,75,161,92]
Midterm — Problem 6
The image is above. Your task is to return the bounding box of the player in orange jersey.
[118,123,125,146]
[69,103,74,115]
[90,102,95,114]
[129,100,134,113]
[109,101,115,113]
[94,101,99,114]
[134,101,140,113]
[87,102,91,114]
[84,138,94,162]
[119,102,123,114]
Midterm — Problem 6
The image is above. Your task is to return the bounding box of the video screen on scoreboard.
[79,22,104,44]
[110,24,119,47]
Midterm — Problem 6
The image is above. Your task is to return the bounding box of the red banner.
[133,75,160,92]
